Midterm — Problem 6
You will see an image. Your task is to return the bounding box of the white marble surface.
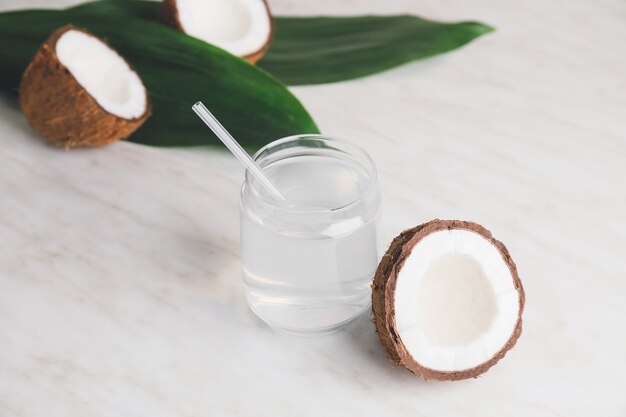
[1,0,625,415]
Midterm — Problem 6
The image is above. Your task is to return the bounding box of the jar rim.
[243,134,379,214]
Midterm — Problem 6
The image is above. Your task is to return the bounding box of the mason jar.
[240,135,381,336]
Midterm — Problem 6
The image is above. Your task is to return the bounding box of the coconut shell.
[19,25,150,149]
[372,219,525,381]
[159,0,273,64]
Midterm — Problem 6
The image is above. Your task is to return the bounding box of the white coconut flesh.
[55,30,147,120]
[176,0,271,57]
[394,229,520,372]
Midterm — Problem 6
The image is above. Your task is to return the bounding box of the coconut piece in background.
[19,25,150,149]
[160,0,273,64]
[372,219,525,381]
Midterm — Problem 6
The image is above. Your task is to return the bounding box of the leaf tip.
[468,21,496,36]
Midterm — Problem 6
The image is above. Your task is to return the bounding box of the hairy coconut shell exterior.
[372,219,525,381]
[19,25,150,149]
[159,0,273,64]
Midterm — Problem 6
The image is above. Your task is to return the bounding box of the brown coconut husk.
[159,0,273,64]
[19,25,151,149]
[371,219,525,381]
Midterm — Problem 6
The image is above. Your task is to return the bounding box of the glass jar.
[240,135,381,336]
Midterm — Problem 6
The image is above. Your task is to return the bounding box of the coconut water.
[241,154,380,335]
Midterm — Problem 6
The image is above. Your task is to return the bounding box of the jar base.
[247,299,371,337]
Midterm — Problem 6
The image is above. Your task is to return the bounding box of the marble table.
[1,0,624,415]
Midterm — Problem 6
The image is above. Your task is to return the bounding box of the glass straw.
[192,101,286,202]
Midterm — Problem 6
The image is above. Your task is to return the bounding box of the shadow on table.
[343,309,427,384]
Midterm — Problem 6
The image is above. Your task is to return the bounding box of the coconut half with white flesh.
[19,25,150,148]
[160,0,273,63]
[372,220,525,380]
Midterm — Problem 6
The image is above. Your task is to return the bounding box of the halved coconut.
[19,25,150,148]
[160,0,273,63]
[372,220,525,381]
